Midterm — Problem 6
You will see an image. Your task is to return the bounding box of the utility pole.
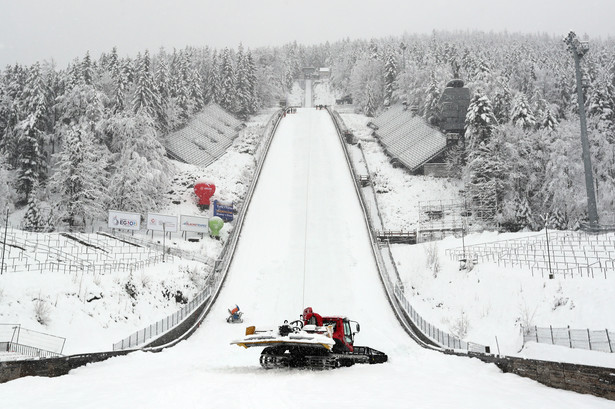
[564,31,599,230]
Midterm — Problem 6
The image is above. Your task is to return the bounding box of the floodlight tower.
[563,31,599,230]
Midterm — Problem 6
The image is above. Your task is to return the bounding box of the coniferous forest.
[1,31,614,231]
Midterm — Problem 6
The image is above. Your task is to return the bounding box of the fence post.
[587,328,592,350]
[607,329,613,353]
[550,325,554,345]
[568,326,572,348]
[535,326,539,343]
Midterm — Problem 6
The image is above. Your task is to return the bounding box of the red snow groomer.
[231,307,387,369]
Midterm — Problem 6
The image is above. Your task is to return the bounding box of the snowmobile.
[231,307,387,369]
[227,305,243,323]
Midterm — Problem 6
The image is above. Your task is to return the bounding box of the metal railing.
[1,342,63,359]
[0,324,66,356]
[446,230,615,279]
[523,325,615,353]
[113,285,213,350]
[0,227,169,275]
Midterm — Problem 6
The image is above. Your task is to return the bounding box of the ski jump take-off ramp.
[1,105,613,408]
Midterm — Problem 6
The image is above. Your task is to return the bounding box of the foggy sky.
[1,0,613,68]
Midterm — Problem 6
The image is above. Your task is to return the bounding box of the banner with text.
[147,213,178,232]
[213,200,234,222]
[108,210,141,231]
[180,215,210,233]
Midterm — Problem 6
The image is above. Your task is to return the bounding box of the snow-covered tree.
[54,82,107,149]
[514,195,534,230]
[543,119,587,223]
[22,183,44,231]
[586,78,615,125]
[132,51,164,127]
[219,48,236,112]
[81,51,94,86]
[235,44,251,119]
[172,51,192,122]
[492,83,512,124]
[465,91,497,151]
[0,153,11,212]
[464,92,500,224]
[364,84,377,117]
[15,117,47,202]
[246,51,258,113]
[207,51,223,104]
[384,52,397,105]
[113,58,131,113]
[540,108,558,131]
[188,64,205,113]
[105,112,172,214]
[350,56,383,116]
[423,74,440,122]
[548,208,567,230]
[50,126,109,228]
[510,93,536,130]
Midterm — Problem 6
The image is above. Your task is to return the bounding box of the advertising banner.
[147,213,178,232]
[213,200,234,222]
[180,215,210,233]
[108,210,141,231]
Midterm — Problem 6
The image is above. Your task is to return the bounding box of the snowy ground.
[1,83,615,407]
[0,111,275,355]
[336,88,615,367]
[2,107,614,409]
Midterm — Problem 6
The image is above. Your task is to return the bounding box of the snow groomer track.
[1,108,615,408]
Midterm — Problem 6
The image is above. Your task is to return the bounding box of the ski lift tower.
[564,31,599,230]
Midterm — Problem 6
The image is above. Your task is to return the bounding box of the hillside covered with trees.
[1,31,614,231]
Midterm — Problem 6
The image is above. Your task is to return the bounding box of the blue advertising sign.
[213,200,234,222]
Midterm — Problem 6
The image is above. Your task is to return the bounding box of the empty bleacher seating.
[373,105,447,172]
[164,103,244,167]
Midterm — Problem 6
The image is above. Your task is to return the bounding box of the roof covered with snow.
[372,105,447,172]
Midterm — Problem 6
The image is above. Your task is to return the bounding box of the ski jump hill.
[1,103,614,405]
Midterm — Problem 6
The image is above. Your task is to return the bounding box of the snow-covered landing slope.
[1,109,613,409]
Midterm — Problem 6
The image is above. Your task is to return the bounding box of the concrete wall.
[456,352,615,400]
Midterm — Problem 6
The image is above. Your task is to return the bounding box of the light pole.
[544,213,554,279]
[564,31,599,230]
[162,222,166,263]
[459,189,467,270]
[1,207,8,275]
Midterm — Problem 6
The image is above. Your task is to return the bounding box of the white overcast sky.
[1,0,614,68]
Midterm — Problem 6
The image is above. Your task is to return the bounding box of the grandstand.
[165,104,244,167]
[370,104,450,174]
